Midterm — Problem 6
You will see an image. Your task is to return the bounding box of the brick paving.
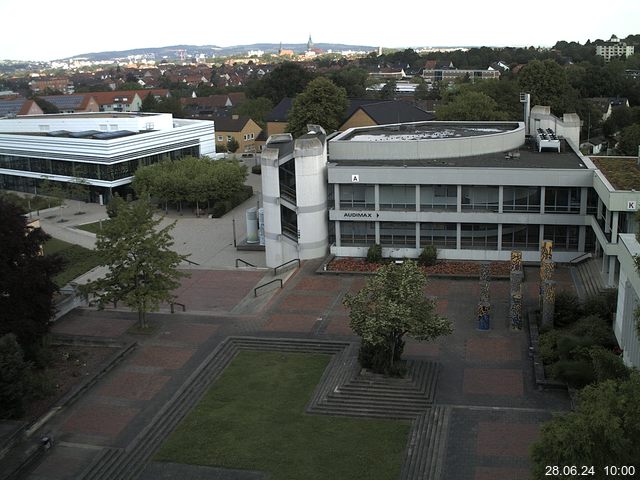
[23,261,577,480]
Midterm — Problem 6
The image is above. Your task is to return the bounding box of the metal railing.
[235,258,257,268]
[182,258,200,266]
[170,302,186,313]
[254,279,283,297]
[274,258,300,276]
[569,252,593,265]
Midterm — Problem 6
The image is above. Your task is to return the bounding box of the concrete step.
[399,406,450,480]
[310,404,420,420]
[335,385,428,400]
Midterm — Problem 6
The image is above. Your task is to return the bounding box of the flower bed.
[327,257,511,277]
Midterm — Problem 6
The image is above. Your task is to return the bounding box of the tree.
[436,90,509,121]
[233,97,273,128]
[0,334,30,419]
[82,196,188,328]
[0,198,62,361]
[617,123,640,156]
[140,92,160,112]
[329,67,369,98]
[32,96,59,114]
[379,79,397,100]
[227,137,240,153]
[286,77,348,137]
[530,372,640,478]
[246,62,314,104]
[342,260,453,375]
[517,59,576,115]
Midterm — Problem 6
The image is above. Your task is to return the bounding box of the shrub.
[583,289,617,324]
[358,341,406,377]
[554,291,582,327]
[0,334,29,419]
[252,165,262,175]
[539,330,561,365]
[418,245,438,266]
[211,202,228,218]
[366,244,382,263]
[589,346,630,383]
[569,315,617,349]
[550,359,596,388]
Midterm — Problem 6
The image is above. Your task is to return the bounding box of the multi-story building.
[596,35,635,62]
[422,66,500,83]
[0,112,215,203]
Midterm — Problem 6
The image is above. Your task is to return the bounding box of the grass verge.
[155,351,410,480]
[43,238,102,287]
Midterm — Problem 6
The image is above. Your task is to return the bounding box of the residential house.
[0,98,43,117]
[90,89,169,112]
[339,100,435,131]
[39,94,100,113]
[587,97,630,121]
[213,115,262,153]
[182,93,246,118]
[29,77,74,94]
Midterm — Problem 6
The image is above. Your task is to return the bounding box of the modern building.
[259,109,640,366]
[0,112,215,203]
[596,35,635,62]
[422,65,500,83]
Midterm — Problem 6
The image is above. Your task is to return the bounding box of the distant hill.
[66,43,378,61]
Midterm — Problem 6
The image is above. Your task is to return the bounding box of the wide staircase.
[573,258,607,300]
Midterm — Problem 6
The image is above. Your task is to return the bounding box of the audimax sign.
[342,212,380,219]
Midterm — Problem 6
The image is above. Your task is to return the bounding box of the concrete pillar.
[497,224,503,251]
[540,186,546,214]
[608,255,617,288]
[578,225,586,252]
[334,183,340,210]
[375,221,380,245]
[580,187,588,215]
[415,222,420,249]
[374,184,380,211]
[597,197,603,221]
[612,211,619,243]
[415,185,420,212]
[605,208,611,234]
[498,186,504,214]
[457,185,462,213]
[335,220,341,247]
[456,223,461,250]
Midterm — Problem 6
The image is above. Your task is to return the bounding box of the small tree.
[286,77,348,137]
[530,372,640,477]
[227,137,240,153]
[82,196,189,328]
[0,334,30,419]
[343,260,453,375]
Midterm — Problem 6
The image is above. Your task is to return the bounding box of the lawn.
[155,351,410,480]
[43,238,102,287]
[75,220,109,234]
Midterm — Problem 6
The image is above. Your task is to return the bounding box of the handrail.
[273,258,300,276]
[235,258,257,268]
[569,252,593,265]
[170,302,186,313]
[182,258,200,266]
[254,279,283,297]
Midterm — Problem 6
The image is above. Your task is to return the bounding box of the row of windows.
[0,146,199,182]
[337,221,579,251]
[337,184,591,214]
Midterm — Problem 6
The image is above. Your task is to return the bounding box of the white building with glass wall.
[0,112,215,202]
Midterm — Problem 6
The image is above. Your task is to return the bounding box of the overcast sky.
[1,0,638,61]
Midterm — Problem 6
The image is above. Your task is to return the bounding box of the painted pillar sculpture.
[509,251,524,330]
[539,240,553,309]
[478,262,491,330]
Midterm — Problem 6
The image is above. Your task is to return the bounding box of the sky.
[1,0,639,61]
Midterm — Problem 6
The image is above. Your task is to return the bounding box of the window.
[420,222,457,248]
[503,186,540,212]
[461,224,499,249]
[544,187,580,214]
[340,184,374,209]
[502,224,540,250]
[544,225,578,250]
[217,135,223,141]
[380,222,416,247]
[462,186,499,211]
[379,185,415,210]
[420,185,457,210]
[340,221,375,245]
[227,135,232,141]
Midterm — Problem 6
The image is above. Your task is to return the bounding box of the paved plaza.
[21,259,572,480]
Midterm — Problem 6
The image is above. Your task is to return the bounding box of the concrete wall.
[339,109,376,131]
[0,112,174,133]
[615,234,640,368]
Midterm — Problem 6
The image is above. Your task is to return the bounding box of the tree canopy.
[82,196,188,328]
[0,198,62,360]
[530,372,640,477]
[343,260,453,374]
[617,123,640,156]
[436,90,509,121]
[246,62,314,104]
[517,59,576,115]
[286,77,348,137]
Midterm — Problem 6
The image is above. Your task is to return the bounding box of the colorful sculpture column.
[510,250,524,330]
[478,262,491,330]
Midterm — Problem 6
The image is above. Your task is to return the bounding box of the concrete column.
[612,211,619,243]
[415,222,420,249]
[457,185,462,213]
[578,225,586,252]
[497,224,503,251]
[334,183,340,210]
[375,221,380,245]
[415,185,420,212]
[597,197,603,220]
[540,186,546,214]
[374,184,380,211]
[456,223,461,250]
[602,253,608,275]
[580,187,588,215]
[539,224,545,249]
[498,186,504,214]
[608,255,616,288]
[605,208,611,233]
[335,220,341,247]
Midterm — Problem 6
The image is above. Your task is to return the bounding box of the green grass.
[156,351,410,480]
[75,220,109,234]
[43,238,102,287]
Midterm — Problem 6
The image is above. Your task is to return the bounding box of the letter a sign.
[351,174,360,183]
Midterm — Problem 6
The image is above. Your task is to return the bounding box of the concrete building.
[0,112,215,203]
[596,35,635,62]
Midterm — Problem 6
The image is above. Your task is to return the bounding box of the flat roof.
[591,156,640,190]
[339,122,519,142]
[329,140,588,169]
[0,112,161,120]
